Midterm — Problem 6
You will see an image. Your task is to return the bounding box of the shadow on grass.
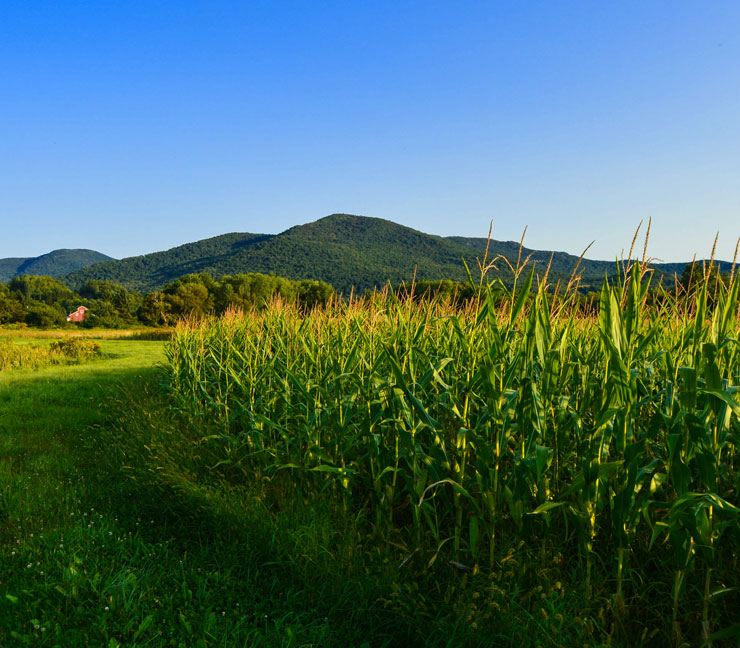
[1,362,513,647]
[76,369,412,647]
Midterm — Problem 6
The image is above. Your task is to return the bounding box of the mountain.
[58,214,729,294]
[0,258,27,282]
[0,249,115,282]
[60,216,476,293]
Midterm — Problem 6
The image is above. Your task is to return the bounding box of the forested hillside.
[33,214,734,294]
[61,215,480,293]
[60,233,271,293]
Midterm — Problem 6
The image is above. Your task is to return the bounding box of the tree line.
[0,262,729,329]
[0,273,334,328]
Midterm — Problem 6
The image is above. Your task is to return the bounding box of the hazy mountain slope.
[17,249,115,277]
[0,249,114,282]
[0,258,28,282]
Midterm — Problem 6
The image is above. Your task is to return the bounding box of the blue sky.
[2,1,739,263]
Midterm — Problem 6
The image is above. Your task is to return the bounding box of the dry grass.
[0,327,172,340]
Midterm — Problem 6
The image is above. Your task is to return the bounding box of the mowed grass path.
[0,341,175,646]
[0,340,403,648]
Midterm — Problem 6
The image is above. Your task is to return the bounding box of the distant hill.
[0,249,115,282]
[0,258,27,282]
[58,214,732,294]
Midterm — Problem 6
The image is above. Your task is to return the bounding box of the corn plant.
[163,267,740,643]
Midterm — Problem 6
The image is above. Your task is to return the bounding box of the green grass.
[0,340,169,645]
[1,337,512,647]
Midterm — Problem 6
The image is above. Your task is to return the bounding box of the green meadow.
[1,263,740,647]
[0,339,404,647]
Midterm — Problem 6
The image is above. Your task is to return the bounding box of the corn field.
[164,267,740,644]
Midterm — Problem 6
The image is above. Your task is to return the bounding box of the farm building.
[66,306,89,323]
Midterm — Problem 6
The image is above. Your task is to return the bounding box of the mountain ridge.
[0,249,115,282]
[9,215,732,294]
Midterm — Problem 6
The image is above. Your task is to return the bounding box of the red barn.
[66,306,89,323]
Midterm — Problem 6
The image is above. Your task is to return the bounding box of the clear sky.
[2,1,739,263]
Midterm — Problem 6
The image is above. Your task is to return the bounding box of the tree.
[138,292,172,326]
[297,279,334,309]
[25,303,66,328]
[9,275,75,305]
[79,279,141,317]
[80,300,128,328]
[168,282,213,317]
[0,292,26,324]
